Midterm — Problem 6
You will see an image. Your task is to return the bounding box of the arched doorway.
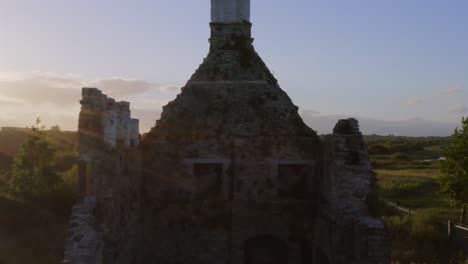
[244,235,288,264]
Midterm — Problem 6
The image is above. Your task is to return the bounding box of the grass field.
[362,133,468,262]
[376,168,454,210]
[372,152,466,263]
[374,168,463,263]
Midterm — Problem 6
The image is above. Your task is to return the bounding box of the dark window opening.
[278,164,307,199]
[193,163,223,199]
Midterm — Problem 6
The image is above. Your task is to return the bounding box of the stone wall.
[318,118,389,264]
[79,88,139,152]
[67,88,389,264]
[66,88,142,264]
[63,196,102,264]
[78,88,140,196]
[65,14,389,264]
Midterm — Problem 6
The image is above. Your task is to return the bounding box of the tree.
[50,125,61,132]
[8,118,62,199]
[439,117,468,204]
[53,151,78,172]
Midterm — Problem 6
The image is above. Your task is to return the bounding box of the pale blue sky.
[0,0,467,134]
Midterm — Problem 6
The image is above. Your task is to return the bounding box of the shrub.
[384,215,412,241]
[8,124,61,199]
[53,151,78,172]
[440,117,468,204]
[410,209,446,241]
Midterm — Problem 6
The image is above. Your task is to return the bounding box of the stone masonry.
[65,88,142,263]
[63,196,102,264]
[65,2,389,263]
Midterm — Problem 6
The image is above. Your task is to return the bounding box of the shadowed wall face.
[245,235,288,264]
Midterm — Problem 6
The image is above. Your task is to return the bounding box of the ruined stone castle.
[64,1,389,263]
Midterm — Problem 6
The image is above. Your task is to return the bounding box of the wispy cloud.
[158,85,180,93]
[89,78,159,98]
[435,85,464,97]
[0,72,178,131]
[0,75,81,106]
[448,104,467,114]
[0,95,24,104]
[0,72,176,107]
[301,109,321,116]
[407,97,424,106]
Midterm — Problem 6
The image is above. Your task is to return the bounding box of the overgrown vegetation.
[366,135,449,170]
[0,120,78,264]
[382,210,464,264]
[440,118,468,205]
[364,122,468,264]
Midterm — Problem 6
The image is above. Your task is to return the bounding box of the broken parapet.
[333,118,361,136]
[320,118,390,264]
[71,88,143,264]
[78,88,140,196]
[63,196,103,264]
[79,88,139,150]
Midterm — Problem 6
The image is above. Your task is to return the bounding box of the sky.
[0,0,467,136]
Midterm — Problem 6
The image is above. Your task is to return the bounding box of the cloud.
[89,78,159,98]
[158,85,180,93]
[407,97,424,106]
[0,74,81,106]
[0,72,176,107]
[435,86,464,97]
[0,71,178,131]
[301,109,321,116]
[448,104,467,114]
[0,95,24,105]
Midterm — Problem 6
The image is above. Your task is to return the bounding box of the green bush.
[384,215,412,241]
[440,117,468,204]
[53,151,78,172]
[7,119,78,201]
[410,209,446,241]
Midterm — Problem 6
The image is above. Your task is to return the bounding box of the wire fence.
[383,200,468,252]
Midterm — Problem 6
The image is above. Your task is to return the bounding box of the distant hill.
[0,127,78,157]
[300,114,457,137]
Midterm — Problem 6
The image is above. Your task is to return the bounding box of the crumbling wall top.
[333,118,361,135]
[79,87,139,149]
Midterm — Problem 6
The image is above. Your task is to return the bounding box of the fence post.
[407,208,411,218]
[395,202,399,216]
[460,204,466,226]
[448,220,452,238]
